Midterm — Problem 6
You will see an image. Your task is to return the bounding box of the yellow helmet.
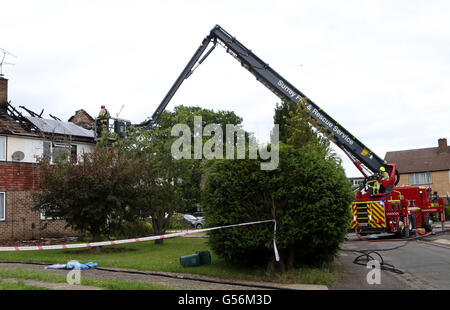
[379,166,386,172]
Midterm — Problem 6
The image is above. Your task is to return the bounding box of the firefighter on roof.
[97,105,110,135]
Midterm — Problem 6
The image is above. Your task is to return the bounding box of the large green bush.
[202,143,353,271]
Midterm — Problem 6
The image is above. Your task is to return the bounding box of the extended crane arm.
[141,36,217,128]
[145,25,387,176]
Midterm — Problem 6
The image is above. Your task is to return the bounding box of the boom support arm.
[146,25,387,175]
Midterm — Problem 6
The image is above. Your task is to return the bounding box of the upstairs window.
[0,136,5,161]
[43,141,77,163]
[409,172,432,185]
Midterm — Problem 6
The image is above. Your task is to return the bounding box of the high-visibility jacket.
[98,108,110,119]
[381,171,390,181]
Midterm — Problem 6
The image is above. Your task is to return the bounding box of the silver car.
[183,214,204,229]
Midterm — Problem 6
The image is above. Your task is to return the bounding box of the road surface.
[332,227,450,290]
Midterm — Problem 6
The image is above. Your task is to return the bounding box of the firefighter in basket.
[366,166,391,196]
[97,105,110,136]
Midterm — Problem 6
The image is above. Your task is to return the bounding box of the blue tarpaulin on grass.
[45,262,98,270]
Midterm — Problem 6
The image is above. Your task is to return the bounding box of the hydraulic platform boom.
[144,25,386,176]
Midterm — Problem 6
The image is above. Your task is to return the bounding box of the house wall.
[0,191,74,241]
[6,136,43,163]
[0,163,74,241]
[397,170,450,197]
[0,135,94,241]
[5,135,95,163]
[431,170,450,196]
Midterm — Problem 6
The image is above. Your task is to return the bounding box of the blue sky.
[1,0,449,176]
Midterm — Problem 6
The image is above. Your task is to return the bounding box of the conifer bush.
[203,143,353,270]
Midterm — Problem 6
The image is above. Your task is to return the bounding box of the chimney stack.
[0,77,7,114]
[438,138,448,153]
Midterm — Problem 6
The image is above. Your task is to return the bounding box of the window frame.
[408,172,433,185]
[0,192,5,221]
[40,203,61,221]
[0,136,6,161]
[43,141,78,164]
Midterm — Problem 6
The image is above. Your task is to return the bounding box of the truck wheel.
[422,215,433,232]
[407,215,414,237]
[401,216,413,238]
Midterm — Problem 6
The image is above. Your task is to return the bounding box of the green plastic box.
[198,251,211,265]
[180,251,211,267]
[180,253,200,267]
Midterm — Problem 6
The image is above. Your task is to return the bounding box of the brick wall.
[398,170,450,196]
[69,109,94,130]
[0,162,38,191]
[0,191,74,241]
[0,162,75,241]
[431,170,450,196]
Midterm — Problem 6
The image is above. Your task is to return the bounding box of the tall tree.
[116,123,189,244]
[202,100,353,271]
[34,144,138,242]
[274,99,297,144]
[156,105,244,213]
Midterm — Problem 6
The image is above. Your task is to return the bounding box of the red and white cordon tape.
[0,219,280,261]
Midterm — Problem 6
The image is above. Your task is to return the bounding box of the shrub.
[168,213,191,230]
[116,220,153,238]
[202,143,353,271]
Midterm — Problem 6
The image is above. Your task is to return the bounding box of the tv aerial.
[0,48,17,77]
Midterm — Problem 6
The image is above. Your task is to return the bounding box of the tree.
[34,144,138,242]
[202,100,353,271]
[274,99,297,143]
[275,98,330,148]
[154,105,244,213]
[116,123,189,244]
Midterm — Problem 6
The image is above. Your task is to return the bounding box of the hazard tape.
[0,219,279,262]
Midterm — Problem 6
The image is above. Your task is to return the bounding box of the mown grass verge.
[0,237,337,286]
[0,268,172,290]
[0,278,47,290]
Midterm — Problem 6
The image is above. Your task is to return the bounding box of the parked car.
[192,211,204,220]
[183,214,204,229]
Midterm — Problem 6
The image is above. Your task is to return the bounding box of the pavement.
[331,223,450,290]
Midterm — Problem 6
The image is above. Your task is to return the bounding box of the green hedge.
[202,144,353,269]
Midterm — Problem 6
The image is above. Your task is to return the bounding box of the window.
[409,172,432,185]
[52,144,70,161]
[40,210,54,220]
[43,141,77,163]
[0,192,5,221]
[40,203,61,220]
[352,179,364,186]
[0,136,6,161]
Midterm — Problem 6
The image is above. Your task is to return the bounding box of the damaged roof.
[25,116,95,138]
[0,113,38,135]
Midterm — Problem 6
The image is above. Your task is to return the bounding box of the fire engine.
[141,25,446,237]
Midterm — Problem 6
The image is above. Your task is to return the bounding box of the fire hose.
[344,226,450,275]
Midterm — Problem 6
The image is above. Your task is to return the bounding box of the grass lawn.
[0,237,336,286]
[0,279,46,290]
[0,268,172,290]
